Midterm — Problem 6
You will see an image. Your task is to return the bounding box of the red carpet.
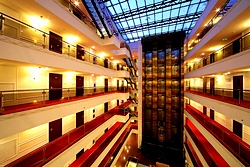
[99,122,138,167]
[185,90,250,109]
[2,91,121,115]
[186,104,250,166]
[69,122,124,167]
[186,119,230,167]
[6,100,132,167]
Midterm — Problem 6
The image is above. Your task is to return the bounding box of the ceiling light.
[197,33,199,36]
[111,57,113,59]
[91,74,94,76]
[216,8,220,12]
[227,72,230,74]
[92,46,95,49]
[74,1,79,6]
[204,24,207,26]
[222,37,228,41]
[201,53,204,55]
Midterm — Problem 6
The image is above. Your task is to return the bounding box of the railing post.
[222,89,224,100]
[67,89,70,101]
[239,90,241,105]
[42,33,46,49]
[42,90,46,106]
[68,45,70,56]
[0,14,5,35]
[0,92,3,115]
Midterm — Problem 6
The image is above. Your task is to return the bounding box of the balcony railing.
[7,101,131,167]
[188,0,237,51]
[186,104,250,166]
[185,120,230,167]
[69,122,124,167]
[185,86,250,107]
[0,12,124,71]
[0,86,128,115]
[185,31,250,73]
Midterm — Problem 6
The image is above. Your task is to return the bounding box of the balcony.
[185,31,250,74]
[188,0,237,51]
[185,119,230,166]
[0,86,128,115]
[186,104,250,166]
[6,100,132,167]
[185,87,250,109]
[0,12,125,72]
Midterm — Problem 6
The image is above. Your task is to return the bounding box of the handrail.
[185,30,250,73]
[186,104,250,166]
[185,86,250,105]
[6,102,130,167]
[188,0,236,50]
[0,12,122,70]
[0,86,128,115]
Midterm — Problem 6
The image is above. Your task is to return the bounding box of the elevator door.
[49,73,62,100]
[76,76,84,96]
[49,118,62,142]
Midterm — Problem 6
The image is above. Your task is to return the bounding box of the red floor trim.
[186,120,230,167]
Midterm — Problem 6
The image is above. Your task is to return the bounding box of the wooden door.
[76,148,84,159]
[104,102,108,113]
[76,110,84,128]
[105,78,108,92]
[210,109,214,120]
[210,78,214,95]
[203,78,207,93]
[117,79,119,91]
[49,73,62,100]
[76,76,84,96]
[49,118,62,142]
[104,59,109,68]
[203,106,207,115]
[233,120,242,138]
[117,100,119,106]
[233,75,243,100]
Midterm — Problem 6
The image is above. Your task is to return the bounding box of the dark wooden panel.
[76,110,84,128]
[76,76,84,96]
[49,73,62,100]
[49,31,62,54]
[76,45,85,61]
[233,120,242,138]
[49,118,62,142]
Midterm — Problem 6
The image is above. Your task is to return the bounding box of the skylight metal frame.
[102,0,209,43]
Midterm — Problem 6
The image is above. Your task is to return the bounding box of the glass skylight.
[104,0,209,43]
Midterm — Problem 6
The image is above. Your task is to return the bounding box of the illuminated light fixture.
[127,150,129,153]
[111,57,113,59]
[204,24,207,26]
[91,74,94,76]
[61,97,65,100]
[74,1,79,6]
[29,16,49,29]
[216,8,220,12]
[197,33,200,36]
[202,76,204,78]
[92,46,95,49]
[212,74,215,76]
[99,52,106,58]
[123,157,126,160]
[65,35,78,45]
[113,60,119,65]
[222,37,228,41]
[201,53,204,55]
[244,22,250,27]
[227,72,230,74]
[33,100,37,103]
[209,45,223,51]
[128,146,130,149]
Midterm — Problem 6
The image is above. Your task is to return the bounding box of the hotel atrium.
[0,0,250,166]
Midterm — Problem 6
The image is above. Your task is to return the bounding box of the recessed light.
[201,53,204,55]
[92,46,95,49]
[222,37,228,41]
[216,8,220,12]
